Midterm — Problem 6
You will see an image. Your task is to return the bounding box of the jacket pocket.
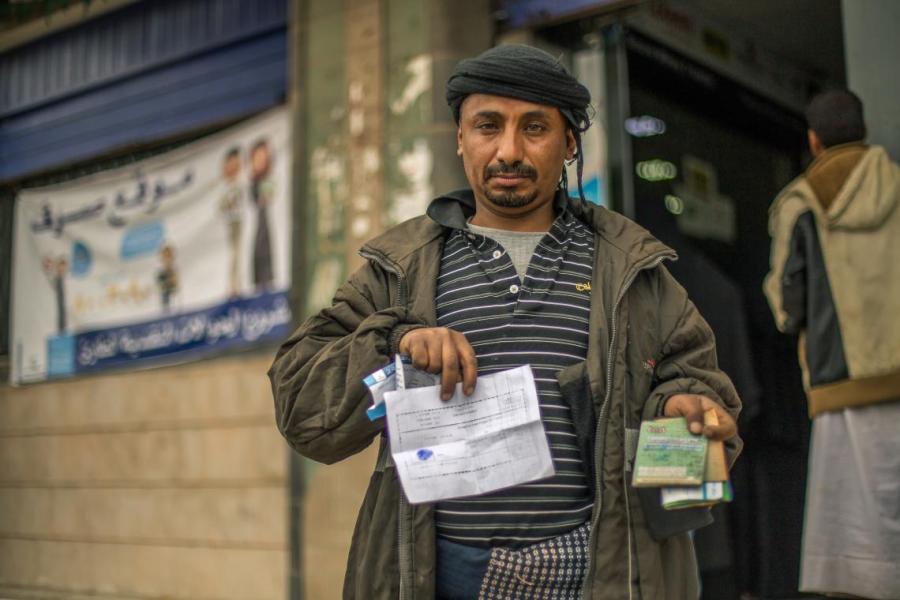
[635,487,713,541]
[557,361,596,494]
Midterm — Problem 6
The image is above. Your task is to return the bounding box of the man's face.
[223,154,240,181]
[251,146,270,177]
[457,94,575,221]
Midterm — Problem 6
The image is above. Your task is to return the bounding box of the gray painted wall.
[842,0,900,160]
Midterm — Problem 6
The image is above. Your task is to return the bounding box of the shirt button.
[492,250,502,259]
[509,284,519,294]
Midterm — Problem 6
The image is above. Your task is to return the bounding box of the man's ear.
[457,127,463,156]
[565,129,577,161]
[808,129,826,157]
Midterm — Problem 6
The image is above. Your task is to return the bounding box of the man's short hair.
[805,89,866,148]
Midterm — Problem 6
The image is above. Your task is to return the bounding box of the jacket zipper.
[582,251,674,600]
[359,248,413,600]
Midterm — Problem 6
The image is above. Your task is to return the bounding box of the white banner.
[11,107,292,384]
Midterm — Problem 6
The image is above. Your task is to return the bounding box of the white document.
[384,364,555,504]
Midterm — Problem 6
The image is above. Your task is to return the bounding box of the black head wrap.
[446,44,593,201]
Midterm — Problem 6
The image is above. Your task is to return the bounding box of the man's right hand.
[397,327,477,401]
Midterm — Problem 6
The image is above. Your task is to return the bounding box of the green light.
[664,194,684,215]
[636,160,677,182]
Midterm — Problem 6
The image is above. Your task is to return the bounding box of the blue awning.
[0,0,288,182]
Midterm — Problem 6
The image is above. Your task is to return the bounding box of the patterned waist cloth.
[436,521,591,600]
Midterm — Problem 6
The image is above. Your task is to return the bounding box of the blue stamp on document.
[416,449,434,461]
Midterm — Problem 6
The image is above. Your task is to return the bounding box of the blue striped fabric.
[434,209,595,547]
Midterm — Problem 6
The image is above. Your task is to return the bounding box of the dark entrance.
[623,30,814,599]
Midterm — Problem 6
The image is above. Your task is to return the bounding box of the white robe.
[800,401,900,599]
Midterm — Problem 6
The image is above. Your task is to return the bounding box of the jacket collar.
[805,141,868,210]
[362,188,674,272]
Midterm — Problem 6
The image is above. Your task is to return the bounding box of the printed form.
[384,365,555,504]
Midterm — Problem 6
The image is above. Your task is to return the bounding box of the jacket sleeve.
[642,268,743,467]
[764,191,811,335]
[268,261,425,464]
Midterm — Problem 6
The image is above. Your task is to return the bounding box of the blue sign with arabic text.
[71,291,291,373]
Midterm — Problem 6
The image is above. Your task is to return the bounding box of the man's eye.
[525,123,547,133]
[476,122,499,131]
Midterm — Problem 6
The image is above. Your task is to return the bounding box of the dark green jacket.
[269,190,742,599]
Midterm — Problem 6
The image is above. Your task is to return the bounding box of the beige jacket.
[764,144,900,416]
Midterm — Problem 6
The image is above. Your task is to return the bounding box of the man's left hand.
[663,394,737,441]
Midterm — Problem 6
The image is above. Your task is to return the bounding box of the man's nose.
[495,127,525,165]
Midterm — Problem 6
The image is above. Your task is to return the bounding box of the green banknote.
[632,417,707,487]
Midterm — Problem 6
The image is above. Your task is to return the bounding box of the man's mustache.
[484,163,537,180]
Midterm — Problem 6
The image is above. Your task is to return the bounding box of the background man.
[270,45,741,599]
[764,89,900,600]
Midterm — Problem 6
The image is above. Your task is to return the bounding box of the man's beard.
[484,188,539,208]
[483,163,539,208]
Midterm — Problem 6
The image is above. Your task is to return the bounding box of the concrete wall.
[0,354,288,600]
[842,0,900,160]
[302,0,492,314]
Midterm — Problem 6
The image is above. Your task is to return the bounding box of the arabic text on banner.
[11,107,292,384]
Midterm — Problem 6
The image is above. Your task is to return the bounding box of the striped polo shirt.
[434,208,595,548]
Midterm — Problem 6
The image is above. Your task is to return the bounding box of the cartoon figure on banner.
[156,243,179,312]
[249,138,275,291]
[220,147,244,298]
[41,255,69,334]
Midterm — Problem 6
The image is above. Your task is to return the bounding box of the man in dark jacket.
[270,45,741,599]
[764,90,900,600]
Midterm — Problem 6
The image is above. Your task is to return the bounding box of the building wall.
[0,354,288,599]
[302,0,492,313]
[0,2,292,596]
[842,0,900,161]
